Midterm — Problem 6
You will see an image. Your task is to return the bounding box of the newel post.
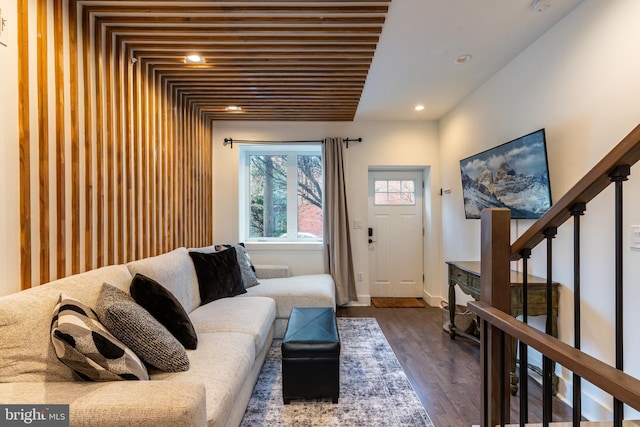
[480,208,512,427]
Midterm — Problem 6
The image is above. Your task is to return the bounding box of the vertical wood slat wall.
[17,1,213,289]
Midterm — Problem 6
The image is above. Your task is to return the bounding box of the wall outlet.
[357,272,363,281]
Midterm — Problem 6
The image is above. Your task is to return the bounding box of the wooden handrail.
[477,126,640,425]
[511,123,640,260]
[469,301,640,411]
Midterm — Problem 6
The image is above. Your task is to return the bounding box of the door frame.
[367,166,429,300]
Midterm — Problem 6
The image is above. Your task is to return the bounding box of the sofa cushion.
[126,248,201,314]
[189,249,246,305]
[150,332,256,427]
[51,294,149,382]
[96,284,189,372]
[241,274,336,319]
[0,381,207,427]
[129,273,198,350]
[0,265,133,383]
[189,296,276,355]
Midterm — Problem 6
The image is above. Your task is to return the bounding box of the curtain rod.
[222,137,362,149]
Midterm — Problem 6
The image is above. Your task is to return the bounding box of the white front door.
[368,170,424,298]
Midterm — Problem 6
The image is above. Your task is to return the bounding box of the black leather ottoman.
[282,307,340,404]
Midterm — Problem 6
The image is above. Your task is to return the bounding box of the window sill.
[243,241,323,252]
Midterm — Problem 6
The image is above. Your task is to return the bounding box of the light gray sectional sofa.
[0,246,335,427]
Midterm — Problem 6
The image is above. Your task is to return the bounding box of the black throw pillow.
[189,248,246,305]
[129,273,198,350]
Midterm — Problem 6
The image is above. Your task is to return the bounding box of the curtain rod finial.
[342,137,362,149]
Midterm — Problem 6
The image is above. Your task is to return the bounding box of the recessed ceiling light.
[225,106,242,111]
[414,105,425,111]
[184,54,205,64]
[455,54,472,64]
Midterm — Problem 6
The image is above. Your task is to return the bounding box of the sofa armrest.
[254,264,290,279]
[0,381,207,427]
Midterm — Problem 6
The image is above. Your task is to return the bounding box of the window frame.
[239,144,323,245]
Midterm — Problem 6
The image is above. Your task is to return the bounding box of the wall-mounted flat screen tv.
[459,129,552,219]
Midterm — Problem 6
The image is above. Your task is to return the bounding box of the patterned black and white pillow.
[50,294,149,381]
[214,243,260,288]
[95,283,190,372]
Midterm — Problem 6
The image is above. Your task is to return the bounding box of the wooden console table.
[446,260,559,395]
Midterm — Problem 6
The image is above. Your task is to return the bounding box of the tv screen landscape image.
[459,129,552,219]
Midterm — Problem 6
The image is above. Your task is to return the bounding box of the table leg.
[510,337,519,395]
[512,339,559,396]
[448,282,457,339]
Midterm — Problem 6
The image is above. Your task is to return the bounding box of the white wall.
[439,0,640,420]
[0,0,21,296]
[210,120,442,304]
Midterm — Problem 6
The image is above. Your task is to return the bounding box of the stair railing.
[468,123,640,427]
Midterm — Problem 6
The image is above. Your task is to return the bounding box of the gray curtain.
[322,137,357,305]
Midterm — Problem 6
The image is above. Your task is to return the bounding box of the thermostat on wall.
[0,8,6,47]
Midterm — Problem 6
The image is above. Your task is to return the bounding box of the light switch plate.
[631,225,640,249]
[353,219,363,229]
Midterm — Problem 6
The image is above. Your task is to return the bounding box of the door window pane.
[374,179,416,206]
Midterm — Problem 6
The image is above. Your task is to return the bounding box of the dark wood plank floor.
[337,304,573,427]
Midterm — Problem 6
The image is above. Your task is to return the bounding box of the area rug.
[371,297,426,308]
[240,317,434,427]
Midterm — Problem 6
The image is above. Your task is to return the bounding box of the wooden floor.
[337,304,573,427]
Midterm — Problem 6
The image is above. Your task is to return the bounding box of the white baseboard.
[557,374,614,422]
[518,364,614,422]
[423,290,445,308]
[472,374,617,426]
[344,294,370,306]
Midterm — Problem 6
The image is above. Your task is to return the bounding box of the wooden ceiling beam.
[146,64,372,71]
[80,0,390,121]
[97,16,386,25]
[122,43,379,51]
[84,5,389,15]
[131,50,376,58]
[118,34,381,43]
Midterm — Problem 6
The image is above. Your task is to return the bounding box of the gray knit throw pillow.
[214,243,260,288]
[96,283,189,372]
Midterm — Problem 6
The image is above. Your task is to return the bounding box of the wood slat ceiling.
[81,1,391,121]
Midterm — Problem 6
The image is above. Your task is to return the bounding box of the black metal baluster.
[609,165,630,427]
[519,249,531,427]
[482,319,489,427]
[543,227,557,427]
[570,202,586,427]
[500,329,506,427]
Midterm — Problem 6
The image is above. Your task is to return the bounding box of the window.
[374,179,416,205]
[240,145,323,242]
